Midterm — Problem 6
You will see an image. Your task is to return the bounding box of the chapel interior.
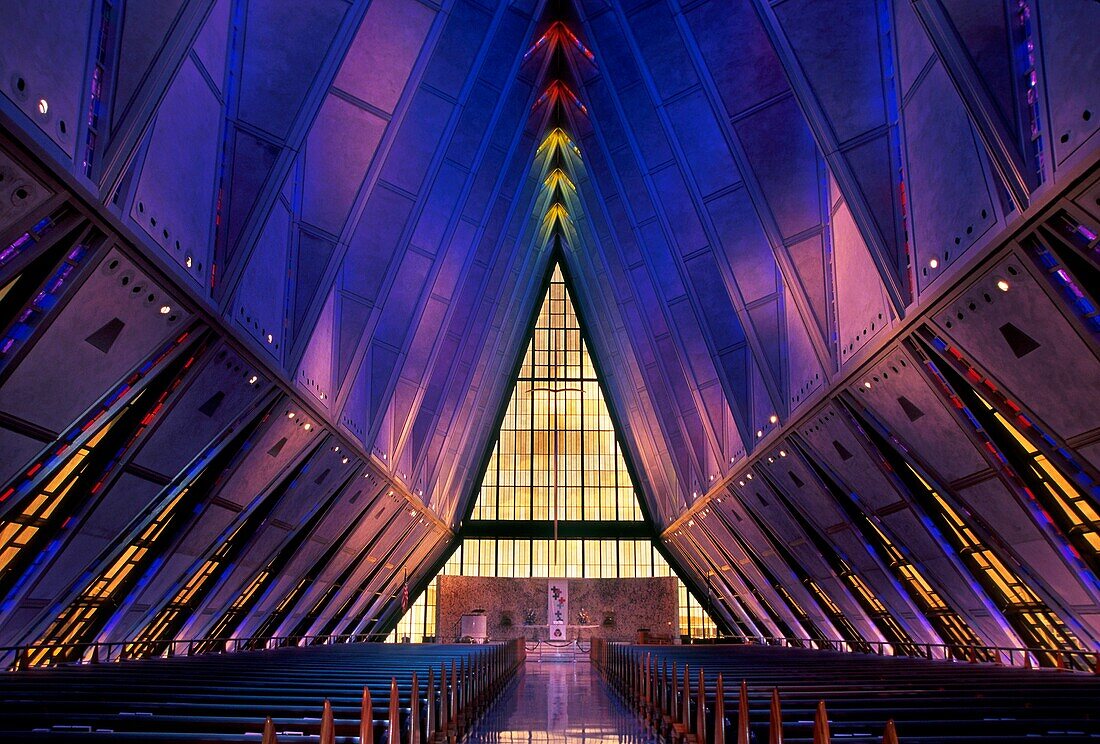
[0,0,1099,741]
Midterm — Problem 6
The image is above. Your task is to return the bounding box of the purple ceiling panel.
[342,186,417,303]
[684,0,787,119]
[666,91,740,198]
[1038,0,1100,169]
[423,0,492,99]
[221,129,281,270]
[336,294,373,384]
[683,253,746,352]
[615,83,673,170]
[636,222,686,302]
[667,296,717,387]
[587,12,642,89]
[296,289,337,406]
[706,188,778,305]
[292,231,338,336]
[904,63,997,295]
[831,197,892,367]
[334,0,437,115]
[608,145,655,222]
[233,200,290,359]
[411,162,469,255]
[773,0,887,143]
[734,97,823,241]
[237,0,348,139]
[785,233,830,340]
[0,2,91,158]
[626,2,699,101]
[379,89,454,195]
[301,95,387,235]
[193,0,230,91]
[746,298,786,396]
[403,295,448,383]
[891,0,935,96]
[651,164,708,256]
[938,0,1017,134]
[131,59,221,285]
[446,84,500,169]
[783,284,825,412]
[112,0,189,129]
[374,250,434,349]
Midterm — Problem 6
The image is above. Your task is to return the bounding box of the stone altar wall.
[436,576,677,642]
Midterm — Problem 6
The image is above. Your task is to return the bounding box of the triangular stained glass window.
[386,265,720,642]
[471,263,643,522]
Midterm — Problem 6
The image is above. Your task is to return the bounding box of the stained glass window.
[471,265,641,522]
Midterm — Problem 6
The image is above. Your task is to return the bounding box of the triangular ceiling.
[80,0,1051,537]
[7,0,1097,650]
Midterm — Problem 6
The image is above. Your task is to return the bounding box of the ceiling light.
[996,279,1010,292]
[929,258,938,269]
[266,333,273,344]
[864,381,872,389]
[779,450,787,457]
[159,305,171,314]
[769,414,778,424]
[342,457,349,464]
[287,412,295,419]
[746,473,753,480]
[37,99,48,115]
[303,423,312,431]
[248,375,258,385]
[756,430,763,438]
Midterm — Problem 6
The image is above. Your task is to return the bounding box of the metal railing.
[687,633,1100,672]
[0,631,391,671]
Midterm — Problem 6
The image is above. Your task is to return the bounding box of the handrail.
[1,631,392,671]
[694,633,1100,671]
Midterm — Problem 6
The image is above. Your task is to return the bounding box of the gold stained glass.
[387,539,716,642]
[472,264,642,522]
[388,263,717,643]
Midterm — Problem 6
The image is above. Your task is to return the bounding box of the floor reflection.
[467,660,657,743]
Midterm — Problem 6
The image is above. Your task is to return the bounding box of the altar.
[522,623,601,642]
[436,576,678,644]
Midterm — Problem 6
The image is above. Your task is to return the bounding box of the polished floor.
[468,659,657,743]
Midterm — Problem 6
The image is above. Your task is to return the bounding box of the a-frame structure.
[390,254,721,641]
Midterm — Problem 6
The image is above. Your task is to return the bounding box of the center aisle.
[468,658,656,743]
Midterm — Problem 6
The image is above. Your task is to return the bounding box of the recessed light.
[996,279,1009,292]
[864,381,872,389]
[929,258,938,269]
[303,423,312,431]
[159,305,171,314]
[287,412,295,419]
[37,99,48,115]
[248,375,258,385]
[769,414,778,424]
